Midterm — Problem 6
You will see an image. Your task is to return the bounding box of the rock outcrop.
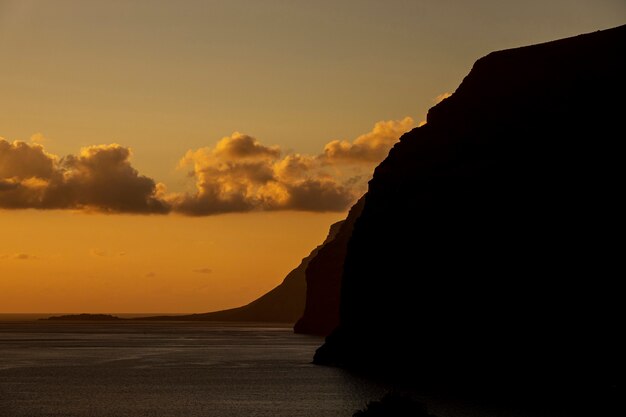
[315,25,626,389]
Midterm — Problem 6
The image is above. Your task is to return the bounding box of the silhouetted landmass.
[137,221,344,323]
[294,196,365,336]
[315,24,626,396]
[353,392,437,417]
[43,314,122,321]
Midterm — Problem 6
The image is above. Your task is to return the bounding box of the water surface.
[0,320,388,417]
[0,319,567,417]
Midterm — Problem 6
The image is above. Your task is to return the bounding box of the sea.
[0,315,575,417]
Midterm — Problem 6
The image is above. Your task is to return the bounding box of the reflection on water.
[0,320,559,417]
[0,321,387,417]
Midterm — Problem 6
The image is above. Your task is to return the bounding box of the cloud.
[169,133,351,215]
[90,249,126,257]
[0,253,37,260]
[213,133,281,160]
[13,253,36,260]
[2,118,413,216]
[30,133,49,144]
[0,179,20,191]
[282,179,354,212]
[171,118,413,215]
[321,117,414,163]
[434,92,452,104]
[0,139,56,180]
[0,139,169,213]
[192,268,212,274]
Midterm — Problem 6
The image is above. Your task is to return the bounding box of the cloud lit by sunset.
[0,140,168,213]
[1,117,414,215]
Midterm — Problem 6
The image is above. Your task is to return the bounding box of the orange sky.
[0,209,343,313]
[1,1,624,313]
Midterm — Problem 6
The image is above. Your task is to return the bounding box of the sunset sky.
[1,1,624,313]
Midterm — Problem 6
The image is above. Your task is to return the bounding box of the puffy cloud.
[171,136,353,215]
[2,117,413,215]
[322,117,414,163]
[0,176,51,209]
[50,144,169,213]
[0,139,56,180]
[172,137,279,215]
[273,154,316,181]
[30,133,49,144]
[0,139,169,213]
[172,118,413,215]
[282,179,354,212]
[213,132,280,160]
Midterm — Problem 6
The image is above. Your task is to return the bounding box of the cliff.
[140,221,343,323]
[315,25,626,389]
[294,196,365,336]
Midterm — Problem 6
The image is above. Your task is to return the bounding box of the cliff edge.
[294,196,365,335]
[315,25,626,390]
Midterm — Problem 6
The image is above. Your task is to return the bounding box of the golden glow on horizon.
[0,210,344,313]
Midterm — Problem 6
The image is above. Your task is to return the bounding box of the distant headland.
[41,313,122,321]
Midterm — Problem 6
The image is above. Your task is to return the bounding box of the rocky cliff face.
[294,197,365,336]
[315,25,626,388]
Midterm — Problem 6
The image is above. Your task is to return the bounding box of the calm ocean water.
[0,317,569,417]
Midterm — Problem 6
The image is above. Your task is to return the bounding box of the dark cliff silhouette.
[353,392,438,417]
[139,220,344,323]
[314,24,626,396]
[294,196,365,336]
